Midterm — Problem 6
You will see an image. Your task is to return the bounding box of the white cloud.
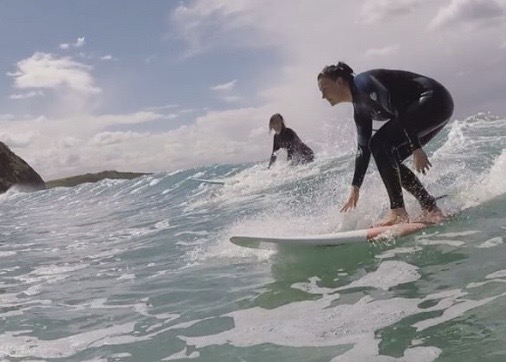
[59,37,86,49]
[365,45,400,58]
[171,0,265,57]
[7,53,102,115]
[221,95,242,103]
[145,104,179,111]
[179,109,195,114]
[100,55,113,61]
[60,153,81,168]
[210,80,237,91]
[55,137,80,149]
[0,132,34,148]
[162,113,179,120]
[159,106,270,168]
[89,131,144,147]
[429,0,506,30]
[0,114,15,121]
[210,80,242,104]
[141,110,178,120]
[1,105,273,179]
[9,91,45,100]
[96,111,164,126]
[0,104,276,180]
[360,0,420,24]
[9,52,101,95]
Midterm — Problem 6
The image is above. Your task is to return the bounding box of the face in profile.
[318,77,343,106]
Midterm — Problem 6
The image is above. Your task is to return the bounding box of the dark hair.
[269,113,285,130]
[317,61,354,83]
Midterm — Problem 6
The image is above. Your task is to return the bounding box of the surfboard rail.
[230,222,431,248]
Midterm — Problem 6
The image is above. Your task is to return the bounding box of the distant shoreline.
[45,170,151,188]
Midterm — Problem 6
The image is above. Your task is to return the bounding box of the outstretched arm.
[342,112,372,211]
[351,112,373,189]
[267,136,280,169]
[268,154,277,169]
[351,143,371,190]
[341,185,360,212]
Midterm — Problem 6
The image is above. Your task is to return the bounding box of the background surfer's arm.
[268,136,281,168]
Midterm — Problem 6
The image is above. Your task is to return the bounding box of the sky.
[1,0,505,179]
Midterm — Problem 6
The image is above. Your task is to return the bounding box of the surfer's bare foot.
[373,208,409,227]
[413,206,446,224]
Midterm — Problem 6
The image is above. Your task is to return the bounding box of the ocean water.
[1,113,505,362]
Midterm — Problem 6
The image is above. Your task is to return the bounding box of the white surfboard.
[230,222,431,248]
[188,178,226,185]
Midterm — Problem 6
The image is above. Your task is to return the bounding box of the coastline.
[45,170,151,188]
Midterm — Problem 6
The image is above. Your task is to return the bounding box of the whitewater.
[0,113,505,361]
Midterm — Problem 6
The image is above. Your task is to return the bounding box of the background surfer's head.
[269,113,285,135]
[317,61,354,106]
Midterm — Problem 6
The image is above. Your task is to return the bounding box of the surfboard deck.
[230,222,433,249]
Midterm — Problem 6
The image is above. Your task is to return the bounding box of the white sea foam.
[338,261,420,291]
[162,348,200,360]
[174,230,208,237]
[117,273,135,281]
[175,286,499,362]
[330,339,441,361]
[413,294,506,331]
[0,251,16,257]
[434,231,480,238]
[486,270,506,279]
[477,237,504,248]
[417,239,465,247]
[292,276,339,295]
[375,246,422,259]
[0,323,139,359]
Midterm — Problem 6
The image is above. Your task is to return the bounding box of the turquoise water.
[0,114,505,361]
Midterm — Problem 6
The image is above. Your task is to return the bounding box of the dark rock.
[0,141,46,194]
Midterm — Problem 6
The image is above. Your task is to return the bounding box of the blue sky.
[0,1,274,121]
[1,0,505,179]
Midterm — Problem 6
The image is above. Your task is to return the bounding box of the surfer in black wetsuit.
[317,62,454,226]
[268,113,315,168]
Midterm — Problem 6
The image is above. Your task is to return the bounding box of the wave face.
[1,113,505,361]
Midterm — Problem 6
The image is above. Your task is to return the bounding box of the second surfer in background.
[268,113,315,169]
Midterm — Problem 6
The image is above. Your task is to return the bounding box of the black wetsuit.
[269,127,315,168]
[350,69,454,210]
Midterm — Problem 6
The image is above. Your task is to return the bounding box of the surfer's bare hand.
[340,186,359,212]
[413,148,432,175]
